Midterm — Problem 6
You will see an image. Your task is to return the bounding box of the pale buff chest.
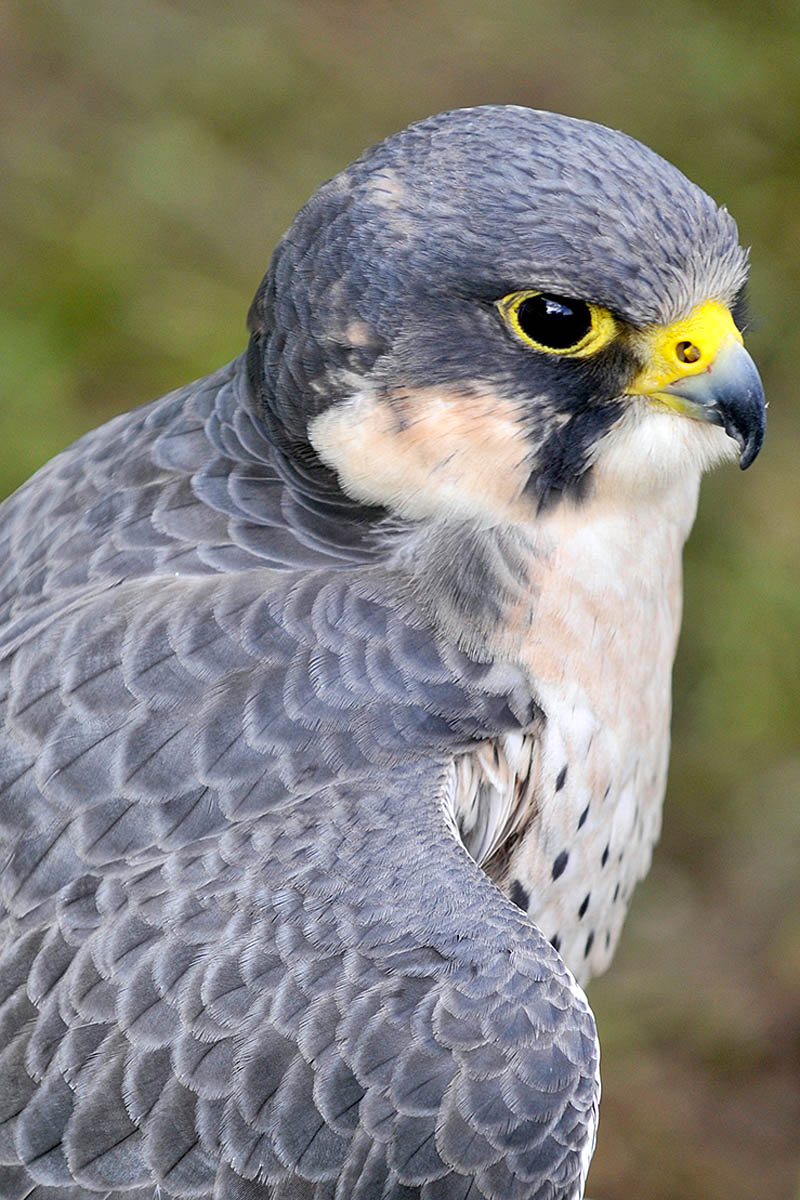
[454,477,700,986]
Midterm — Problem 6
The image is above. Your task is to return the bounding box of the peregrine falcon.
[0,106,765,1199]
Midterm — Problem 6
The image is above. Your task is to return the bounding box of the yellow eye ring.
[497,290,618,357]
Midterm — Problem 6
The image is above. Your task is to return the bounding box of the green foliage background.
[1,3,798,1196]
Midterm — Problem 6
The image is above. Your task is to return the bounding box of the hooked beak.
[656,337,766,469]
[629,300,766,469]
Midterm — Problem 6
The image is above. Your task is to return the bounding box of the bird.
[0,105,765,1200]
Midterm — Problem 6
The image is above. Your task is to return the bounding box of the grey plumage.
[0,361,594,1199]
[0,106,762,1198]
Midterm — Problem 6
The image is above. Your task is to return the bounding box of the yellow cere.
[629,299,743,399]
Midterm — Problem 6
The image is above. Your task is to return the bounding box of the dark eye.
[496,289,617,357]
[516,294,592,349]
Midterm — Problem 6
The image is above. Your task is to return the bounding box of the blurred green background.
[1,2,798,1196]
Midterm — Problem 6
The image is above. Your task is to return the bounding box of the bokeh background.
[1,2,798,1196]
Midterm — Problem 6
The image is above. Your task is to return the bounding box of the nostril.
[676,340,701,364]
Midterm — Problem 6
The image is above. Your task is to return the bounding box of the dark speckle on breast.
[584,931,595,957]
[509,878,530,911]
[578,893,590,919]
[555,765,568,791]
[551,933,561,952]
[601,844,610,867]
[577,803,589,829]
[552,849,569,879]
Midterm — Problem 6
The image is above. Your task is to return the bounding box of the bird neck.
[391,471,700,673]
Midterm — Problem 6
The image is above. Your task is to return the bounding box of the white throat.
[456,420,716,984]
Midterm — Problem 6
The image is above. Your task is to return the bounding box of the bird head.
[246,106,765,522]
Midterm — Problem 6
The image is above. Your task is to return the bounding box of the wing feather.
[0,364,598,1198]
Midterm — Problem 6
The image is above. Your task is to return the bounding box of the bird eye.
[497,290,617,357]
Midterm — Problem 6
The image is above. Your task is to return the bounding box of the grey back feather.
[0,359,598,1198]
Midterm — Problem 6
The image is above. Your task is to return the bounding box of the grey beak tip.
[738,428,764,470]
